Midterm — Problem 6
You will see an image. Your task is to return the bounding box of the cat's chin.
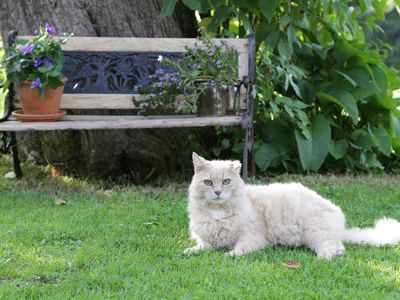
[208,197,229,205]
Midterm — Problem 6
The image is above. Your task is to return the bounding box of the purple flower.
[43,57,53,68]
[162,73,171,81]
[34,29,39,35]
[33,59,42,68]
[31,78,41,88]
[133,85,140,93]
[215,60,221,68]
[21,44,34,54]
[155,68,165,76]
[45,23,56,35]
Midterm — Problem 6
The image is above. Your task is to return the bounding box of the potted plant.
[1,23,69,121]
[133,35,239,116]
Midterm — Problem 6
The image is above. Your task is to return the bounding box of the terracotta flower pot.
[17,78,67,115]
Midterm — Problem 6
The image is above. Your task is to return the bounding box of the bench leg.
[249,123,255,177]
[10,132,23,179]
[242,132,249,182]
[242,118,255,182]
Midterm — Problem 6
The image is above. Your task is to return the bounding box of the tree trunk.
[0,0,213,181]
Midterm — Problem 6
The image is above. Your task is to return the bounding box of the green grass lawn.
[0,158,399,299]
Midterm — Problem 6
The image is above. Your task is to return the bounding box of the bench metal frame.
[0,31,255,180]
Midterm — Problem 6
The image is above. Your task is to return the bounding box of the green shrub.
[0,37,6,116]
[162,0,400,173]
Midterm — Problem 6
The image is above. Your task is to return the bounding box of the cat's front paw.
[184,247,201,255]
[227,249,245,256]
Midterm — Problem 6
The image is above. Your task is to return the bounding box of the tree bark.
[0,0,211,181]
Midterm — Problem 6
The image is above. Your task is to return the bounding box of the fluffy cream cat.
[185,153,400,259]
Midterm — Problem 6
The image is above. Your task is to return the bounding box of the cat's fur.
[185,153,400,259]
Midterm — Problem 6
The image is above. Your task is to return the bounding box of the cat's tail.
[342,217,400,246]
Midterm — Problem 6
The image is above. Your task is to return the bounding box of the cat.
[184,153,400,259]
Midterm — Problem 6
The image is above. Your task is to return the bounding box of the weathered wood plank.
[0,115,242,131]
[14,94,137,109]
[14,92,248,110]
[17,36,249,53]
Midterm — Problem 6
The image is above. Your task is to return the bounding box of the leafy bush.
[0,38,6,116]
[161,0,400,173]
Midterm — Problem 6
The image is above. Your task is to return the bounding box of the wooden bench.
[0,31,255,180]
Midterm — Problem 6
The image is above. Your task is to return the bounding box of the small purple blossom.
[31,78,41,88]
[162,73,171,81]
[33,59,42,68]
[21,44,34,54]
[43,57,53,67]
[133,85,140,93]
[45,23,56,35]
[34,29,39,35]
[210,48,216,55]
[215,60,221,68]
[155,68,165,76]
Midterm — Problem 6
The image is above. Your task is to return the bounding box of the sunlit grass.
[0,158,399,299]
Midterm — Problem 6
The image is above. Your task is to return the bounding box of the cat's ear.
[230,160,241,174]
[192,152,207,173]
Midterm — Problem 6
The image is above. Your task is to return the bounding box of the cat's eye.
[203,179,213,186]
[222,179,231,185]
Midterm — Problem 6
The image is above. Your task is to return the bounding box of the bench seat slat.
[0,115,242,131]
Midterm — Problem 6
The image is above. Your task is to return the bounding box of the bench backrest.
[13,36,251,111]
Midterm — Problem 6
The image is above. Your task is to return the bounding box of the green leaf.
[312,43,329,60]
[351,85,380,101]
[364,152,384,170]
[260,119,293,147]
[265,31,280,49]
[283,104,294,118]
[259,0,278,22]
[370,127,392,156]
[221,138,230,149]
[350,129,376,150]
[160,0,176,18]
[287,25,297,45]
[47,77,64,89]
[295,114,331,172]
[334,70,358,87]
[288,76,301,98]
[277,37,292,60]
[317,90,359,124]
[209,6,233,31]
[181,0,201,11]
[255,143,281,171]
[48,69,61,77]
[329,140,348,160]
[37,66,50,73]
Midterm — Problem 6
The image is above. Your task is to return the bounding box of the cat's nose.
[214,191,222,196]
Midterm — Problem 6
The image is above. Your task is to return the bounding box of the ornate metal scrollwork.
[62,51,182,94]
